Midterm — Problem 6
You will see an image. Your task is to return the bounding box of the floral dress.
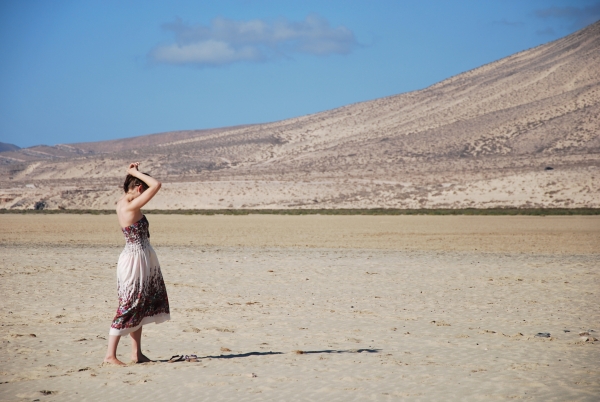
[109,215,170,335]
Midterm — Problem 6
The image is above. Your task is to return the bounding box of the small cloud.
[534,3,600,30]
[149,14,359,67]
[492,19,525,27]
[151,40,263,65]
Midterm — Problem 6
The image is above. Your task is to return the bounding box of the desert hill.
[1,21,599,210]
[0,142,20,153]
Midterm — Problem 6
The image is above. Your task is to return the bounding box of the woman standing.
[104,162,170,365]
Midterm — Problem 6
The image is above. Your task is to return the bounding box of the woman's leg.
[104,335,126,366]
[130,326,151,363]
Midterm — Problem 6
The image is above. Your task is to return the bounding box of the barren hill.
[1,21,599,210]
[0,142,20,153]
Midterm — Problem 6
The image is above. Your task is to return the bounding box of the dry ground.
[1,215,599,401]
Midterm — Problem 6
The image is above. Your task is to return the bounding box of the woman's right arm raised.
[126,163,161,210]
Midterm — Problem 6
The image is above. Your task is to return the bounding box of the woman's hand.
[127,162,140,176]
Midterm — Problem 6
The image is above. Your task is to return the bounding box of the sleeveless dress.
[109,215,170,336]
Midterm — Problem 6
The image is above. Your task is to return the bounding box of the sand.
[1,215,599,401]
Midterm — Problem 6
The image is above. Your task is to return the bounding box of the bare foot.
[131,353,152,363]
[103,356,127,366]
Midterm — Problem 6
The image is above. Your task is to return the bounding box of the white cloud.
[149,14,358,67]
[151,40,262,65]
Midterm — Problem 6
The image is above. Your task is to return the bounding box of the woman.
[104,162,170,365]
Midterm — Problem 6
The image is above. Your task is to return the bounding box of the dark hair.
[123,173,151,193]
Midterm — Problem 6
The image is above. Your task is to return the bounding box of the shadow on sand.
[156,348,380,363]
[203,348,380,360]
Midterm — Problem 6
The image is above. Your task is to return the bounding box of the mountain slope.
[0,142,21,153]
[1,21,599,210]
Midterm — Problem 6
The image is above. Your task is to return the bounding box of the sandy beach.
[1,214,599,401]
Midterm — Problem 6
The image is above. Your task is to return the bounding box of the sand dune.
[1,22,599,210]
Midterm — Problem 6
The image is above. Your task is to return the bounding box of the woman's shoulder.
[116,196,136,215]
[116,193,134,206]
[116,196,127,210]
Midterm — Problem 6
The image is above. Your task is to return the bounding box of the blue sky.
[1,0,599,148]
